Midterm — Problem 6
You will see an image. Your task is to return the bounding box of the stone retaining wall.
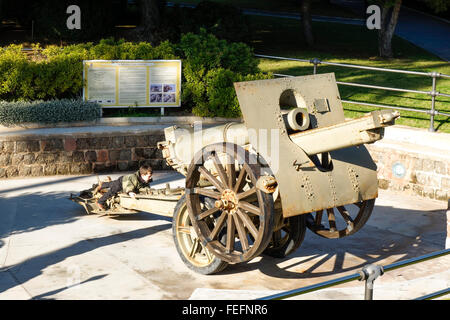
[0,124,449,203]
[0,130,169,178]
[365,127,449,202]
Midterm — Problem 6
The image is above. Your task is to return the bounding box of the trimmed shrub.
[0,39,177,101]
[0,33,271,119]
[0,99,101,126]
[179,30,271,117]
[192,68,273,118]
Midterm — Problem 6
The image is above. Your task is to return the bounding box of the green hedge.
[0,32,272,119]
[0,99,101,126]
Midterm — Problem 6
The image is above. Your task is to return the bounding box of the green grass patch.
[248,15,450,132]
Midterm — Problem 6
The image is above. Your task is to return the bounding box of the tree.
[376,0,402,58]
[300,0,314,46]
[374,0,447,58]
[135,0,163,43]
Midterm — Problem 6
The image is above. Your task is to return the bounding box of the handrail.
[257,248,450,300]
[256,54,450,132]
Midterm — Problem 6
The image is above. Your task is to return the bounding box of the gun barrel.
[159,109,399,175]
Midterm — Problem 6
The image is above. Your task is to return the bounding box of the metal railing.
[257,248,450,300]
[255,54,450,132]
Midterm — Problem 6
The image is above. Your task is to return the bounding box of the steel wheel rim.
[185,143,273,264]
[306,199,375,239]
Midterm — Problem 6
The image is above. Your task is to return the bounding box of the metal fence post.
[310,58,320,75]
[359,264,384,300]
[429,72,439,132]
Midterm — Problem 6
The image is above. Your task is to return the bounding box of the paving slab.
[0,171,448,300]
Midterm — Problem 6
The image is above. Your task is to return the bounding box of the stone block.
[64,138,77,152]
[11,154,24,166]
[16,140,39,152]
[76,138,90,150]
[44,164,57,176]
[72,151,84,163]
[148,134,165,146]
[57,163,71,175]
[6,166,18,178]
[109,150,121,162]
[119,149,131,161]
[125,136,137,148]
[23,153,35,165]
[111,136,125,149]
[96,150,109,163]
[0,167,6,178]
[31,165,43,177]
[58,152,72,163]
[136,135,149,147]
[84,151,97,162]
[18,165,32,177]
[35,152,59,165]
[80,163,93,174]
[117,161,128,171]
[41,139,64,152]
[0,153,11,166]
[70,163,92,174]
[1,141,15,152]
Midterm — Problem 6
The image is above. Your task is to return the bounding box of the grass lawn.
[247,15,450,133]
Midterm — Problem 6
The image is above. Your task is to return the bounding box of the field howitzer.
[158,73,399,274]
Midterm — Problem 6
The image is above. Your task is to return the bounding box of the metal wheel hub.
[215,189,238,213]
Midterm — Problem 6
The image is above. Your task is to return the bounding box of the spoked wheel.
[263,214,307,258]
[305,199,375,239]
[173,195,229,274]
[185,143,274,264]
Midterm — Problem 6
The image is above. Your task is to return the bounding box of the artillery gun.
[71,73,399,275]
[158,73,399,274]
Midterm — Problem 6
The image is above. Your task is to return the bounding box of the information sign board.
[83,60,182,108]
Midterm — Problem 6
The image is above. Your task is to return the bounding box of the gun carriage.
[71,74,399,274]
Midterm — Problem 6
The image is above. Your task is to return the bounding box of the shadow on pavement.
[0,224,171,297]
[31,274,108,300]
[220,204,447,279]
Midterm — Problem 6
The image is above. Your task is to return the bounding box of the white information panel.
[83,60,182,108]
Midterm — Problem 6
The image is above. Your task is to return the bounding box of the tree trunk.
[378,0,402,58]
[138,0,161,43]
[300,0,314,47]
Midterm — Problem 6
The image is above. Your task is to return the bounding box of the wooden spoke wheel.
[305,199,375,239]
[185,143,274,264]
[172,195,228,274]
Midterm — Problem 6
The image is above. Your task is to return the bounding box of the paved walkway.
[332,0,450,61]
[0,172,448,300]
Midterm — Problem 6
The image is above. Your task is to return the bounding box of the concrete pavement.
[0,171,448,300]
